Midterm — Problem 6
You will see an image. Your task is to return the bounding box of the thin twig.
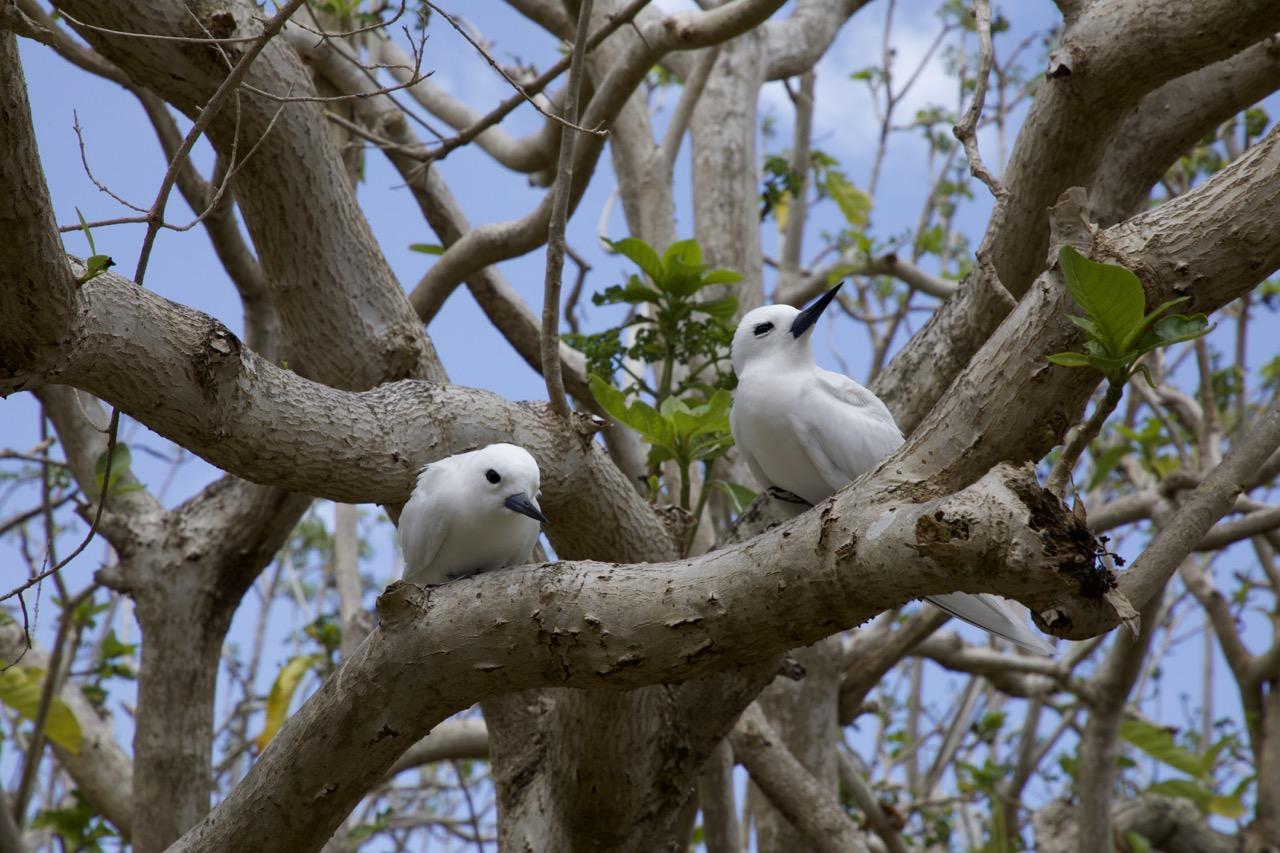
[13,585,95,820]
[397,0,648,164]
[563,245,592,336]
[132,0,308,285]
[286,0,407,44]
[1047,381,1125,497]
[423,1,607,140]
[540,0,595,419]
[0,410,120,607]
[952,0,1007,201]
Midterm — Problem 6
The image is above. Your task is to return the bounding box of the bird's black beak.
[790,282,843,339]
[504,492,549,524]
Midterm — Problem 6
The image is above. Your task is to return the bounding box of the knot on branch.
[376,580,427,626]
[1046,47,1074,79]
[193,322,242,403]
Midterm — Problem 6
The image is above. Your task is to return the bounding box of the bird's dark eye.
[485,469,501,484]
[753,322,774,337]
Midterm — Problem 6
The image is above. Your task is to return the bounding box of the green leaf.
[256,654,322,751]
[823,170,872,229]
[1123,831,1153,853]
[694,295,739,322]
[662,238,703,270]
[76,207,96,256]
[1130,314,1214,361]
[1120,296,1189,353]
[702,269,743,286]
[1153,313,1212,344]
[589,374,673,449]
[93,443,138,497]
[0,668,83,754]
[409,243,444,255]
[1119,719,1205,778]
[1066,314,1103,340]
[618,279,663,305]
[710,480,757,514]
[1087,444,1131,491]
[610,237,664,284]
[1058,246,1145,358]
[1047,352,1092,367]
[1207,794,1246,819]
[1147,778,1211,808]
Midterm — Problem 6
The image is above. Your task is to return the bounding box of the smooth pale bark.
[989,0,1280,298]
[1091,37,1280,226]
[691,27,768,313]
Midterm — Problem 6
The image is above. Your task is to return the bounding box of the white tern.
[730,284,1053,655]
[398,443,548,586]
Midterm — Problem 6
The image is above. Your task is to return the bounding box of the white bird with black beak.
[730,284,1053,655]
[398,443,549,586]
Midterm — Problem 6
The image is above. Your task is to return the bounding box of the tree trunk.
[132,598,228,853]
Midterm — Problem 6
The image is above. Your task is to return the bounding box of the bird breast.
[732,372,835,505]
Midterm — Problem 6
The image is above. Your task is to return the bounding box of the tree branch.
[731,704,870,853]
[168,461,1096,852]
[540,0,595,419]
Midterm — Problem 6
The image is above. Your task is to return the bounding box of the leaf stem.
[1047,380,1126,497]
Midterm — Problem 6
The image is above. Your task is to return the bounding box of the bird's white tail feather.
[926,593,1054,656]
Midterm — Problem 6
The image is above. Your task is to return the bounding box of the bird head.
[731,283,843,374]
[460,443,549,524]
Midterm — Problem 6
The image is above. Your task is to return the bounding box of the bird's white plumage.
[730,299,1054,655]
[398,443,545,586]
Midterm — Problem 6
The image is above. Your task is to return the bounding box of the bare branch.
[658,46,721,179]
[952,0,1007,202]
[1105,398,1280,623]
[423,1,607,139]
[540,0,596,419]
[731,704,870,853]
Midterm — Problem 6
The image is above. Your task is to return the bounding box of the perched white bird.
[730,284,1053,655]
[398,443,548,586]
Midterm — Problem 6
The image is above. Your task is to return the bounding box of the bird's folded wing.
[798,369,905,490]
[398,489,450,586]
[927,592,1055,655]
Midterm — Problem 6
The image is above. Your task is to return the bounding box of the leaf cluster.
[565,237,741,401]
[1048,246,1212,384]
[32,790,118,852]
[1119,719,1250,819]
[589,377,733,475]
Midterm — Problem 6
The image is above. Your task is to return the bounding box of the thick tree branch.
[387,717,490,776]
[169,461,1097,852]
[0,31,77,385]
[1092,35,1280,226]
[875,5,1280,435]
